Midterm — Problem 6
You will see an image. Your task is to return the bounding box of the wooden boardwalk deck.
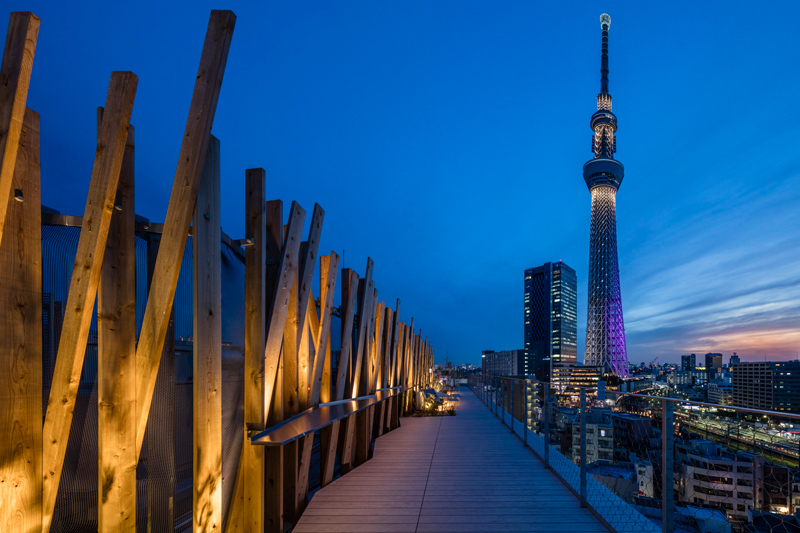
[293,389,611,533]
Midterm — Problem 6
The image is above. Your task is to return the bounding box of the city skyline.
[10,1,800,366]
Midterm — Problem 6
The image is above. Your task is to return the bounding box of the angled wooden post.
[334,269,359,401]
[0,12,39,250]
[42,72,138,531]
[350,259,374,398]
[0,107,41,533]
[264,200,283,428]
[285,205,323,524]
[193,136,222,532]
[371,299,384,394]
[377,307,393,437]
[389,300,401,388]
[263,202,304,417]
[97,113,136,533]
[381,307,394,390]
[309,254,341,487]
[309,253,339,406]
[335,268,360,475]
[353,283,375,467]
[134,10,236,458]
[293,204,324,413]
[262,202,304,533]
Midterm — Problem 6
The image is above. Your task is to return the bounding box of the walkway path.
[293,389,611,533]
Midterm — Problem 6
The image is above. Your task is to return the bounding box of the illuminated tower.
[583,13,629,378]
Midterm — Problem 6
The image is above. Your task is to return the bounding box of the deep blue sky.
[8,1,800,365]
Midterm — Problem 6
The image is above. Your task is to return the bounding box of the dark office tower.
[583,13,629,378]
[729,353,740,367]
[705,353,723,381]
[524,261,577,382]
[681,354,696,371]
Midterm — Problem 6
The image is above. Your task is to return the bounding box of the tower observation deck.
[583,13,629,378]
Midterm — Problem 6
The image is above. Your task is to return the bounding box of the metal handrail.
[468,372,800,533]
[249,386,405,446]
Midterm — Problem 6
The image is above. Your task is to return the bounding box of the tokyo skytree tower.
[582,13,629,378]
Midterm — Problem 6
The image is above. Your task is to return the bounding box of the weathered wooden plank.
[42,72,138,531]
[379,307,393,392]
[350,259,374,398]
[0,12,39,251]
[134,11,236,457]
[388,301,400,387]
[265,445,283,533]
[97,114,136,533]
[377,310,391,436]
[370,299,384,394]
[226,168,267,533]
[264,202,305,418]
[281,205,322,526]
[406,319,414,390]
[0,107,42,533]
[283,260,301,418]
[283,440,299,524]
[264,200,283,427]
[294,204,324,412]
[193,136,222,532]
[340,414,357,474]
[355,408,370,465]
[334,269,359,401]
[358,282,376,398]
[319,420,340,487]
[294,434,314,516]
[309,253,339,406]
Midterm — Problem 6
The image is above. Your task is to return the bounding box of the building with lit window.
[523,261,577,381]
[676,440,792,520]
[681,354,696,371]
[732,361,800,414]
[481,349,525,376]
[705,353,723,381]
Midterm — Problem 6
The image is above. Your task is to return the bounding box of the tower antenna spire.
[600,13,610,94]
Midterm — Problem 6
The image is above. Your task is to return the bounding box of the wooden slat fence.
[0,9,434,533]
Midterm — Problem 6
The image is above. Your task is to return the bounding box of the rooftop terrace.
[295,390,610,533]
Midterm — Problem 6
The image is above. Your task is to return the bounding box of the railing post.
[543,383,550,468]
[510,379,514,432]
[580,388,587,508]
[661,399,674,533]
[501,378,506,425]
[495,377,499,417]
[523,379,528,445]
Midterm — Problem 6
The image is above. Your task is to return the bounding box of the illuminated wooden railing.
[0,9,434,533]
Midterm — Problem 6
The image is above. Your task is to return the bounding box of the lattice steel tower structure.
[582,13,629,377]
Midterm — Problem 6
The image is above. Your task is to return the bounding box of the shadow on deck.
[294,389,611,533]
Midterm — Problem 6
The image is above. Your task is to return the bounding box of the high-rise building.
[481,349,525,377]
[582,14,629,378]
[732,361,800,413]
[705,353,723,381]
[730,352,740,367]
[681,354,696,371]
[524,261,577,381]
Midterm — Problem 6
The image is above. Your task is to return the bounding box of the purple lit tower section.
[582,13,629,378]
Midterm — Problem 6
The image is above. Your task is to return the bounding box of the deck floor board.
[293,390,610,533]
